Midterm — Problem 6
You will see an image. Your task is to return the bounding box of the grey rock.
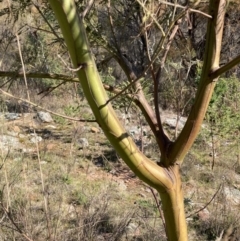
[0,135,25,153]
[0,134,33,153]
[127,125,150,138]
[128,126,140,136]
[126,222,139,236]
[164,117,185,130]
[5,113,22,120]
[77,138,89,148]
[120,113,132,124]
[37,111,53,123]
[223,186,240,205]
[30,135,43,143]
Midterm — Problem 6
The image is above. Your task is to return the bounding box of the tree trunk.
[157,165,187,241]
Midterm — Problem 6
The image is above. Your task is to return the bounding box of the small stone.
[45,125,57,129]
[117,180,127,191]
[19,134,26,139]
[198,208,210,221]
[5,113,22,120]
[109,169,117,175]
[77,138,89,148]
[40,161,47,165]
[138,193,146,198]
[223,186,240,205]
[37,111,53,123]
[126,222,140,236]
[91,127,100,133]
[30,135,42,143]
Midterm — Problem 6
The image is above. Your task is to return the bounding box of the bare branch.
[158,0,212,19]
[33,3,63,45]
[0,71,79,82]
[0,88,96,123]
[136,0,165,36]
[81,0,95,19]
[149,187,166,232]
[1,204,33,241]
[209,54,240,79]
[16,34,30,101]
[186,184,222,218]
[0,71,130,98]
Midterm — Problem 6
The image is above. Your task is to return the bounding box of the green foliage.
[100,67,116,85]
[63,104,80,117]
[206,77,240,138]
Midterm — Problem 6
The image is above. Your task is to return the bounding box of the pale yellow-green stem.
[48,1,187,240]
[47,0,171,190]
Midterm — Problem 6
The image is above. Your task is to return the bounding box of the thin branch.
[0,71,78,82]
[149,187,166,231]
[37,81,66,98]
[33,3,63,45]
[1,204,33,241]
[209,54,240,79]
[81,0,95,19]
[0,70,132,99]
[151,8,187,61]
[158,0,212,19]
[186,184,222,218]
[154,19,180,161]
[57,54,86,72]
[106,78,141,104]
[16,34,30,101]
[136,0,165,36]
[107,0,120,54]
[35,133,52,240]
[0,88,96,123]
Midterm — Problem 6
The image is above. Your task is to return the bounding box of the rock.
[138,193,146,198]
[127,125,149,139]
[0,135,19,147]
[5,113,22,120]
[163,117,185,130]
[223,186,240,205]
[77,138,89,148]
[37,111,53,123]
[45,124,57,129]
[126,222,140,237]
[109,169,117,175]
[117,180,127,191]
[91,127,100,133]
[19,134,26,139]
[120,113,132,124]
[0,134,24,152]
[128,126,140,136]
[198,208,210,221]
[30,134,43,143]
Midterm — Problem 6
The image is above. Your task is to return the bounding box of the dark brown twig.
[186,184,222,218]
[149,187,166,233]
[1,204,33,241]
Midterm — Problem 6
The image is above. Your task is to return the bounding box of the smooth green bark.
[47,1,231,240]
